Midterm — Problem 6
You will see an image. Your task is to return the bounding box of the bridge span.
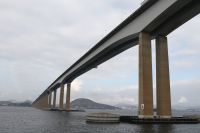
[32,0,200,118]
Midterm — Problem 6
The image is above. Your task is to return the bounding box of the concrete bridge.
[32,0,200,119]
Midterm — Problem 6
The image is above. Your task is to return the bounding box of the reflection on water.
[131,123,175,133]
[157,125,174,133]
[136,125,156,132]
[0,106,199,133]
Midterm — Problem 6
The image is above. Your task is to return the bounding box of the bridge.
[32,0,200,119]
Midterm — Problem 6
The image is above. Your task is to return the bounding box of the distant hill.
[0,100,32,107]
[71,98,119,110]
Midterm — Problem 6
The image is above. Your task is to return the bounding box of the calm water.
[0,107,200,133]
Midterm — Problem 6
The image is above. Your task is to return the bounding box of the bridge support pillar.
[35,100,40,108]
[66,83,71,110]
[44,95,49,108]
[156,36,171,118]
[138,32,153,118]
[48,92,52,108]
[40,95,49,109]
[36,101,40,108]
[59,83,65,109]
[53,89,57,108]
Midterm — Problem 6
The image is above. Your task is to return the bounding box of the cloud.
[100,97,137,106]
[71,80,83,92]
[178,96,188,104]
[171,79,200,106]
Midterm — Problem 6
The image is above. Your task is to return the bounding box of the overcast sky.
[0,0,199,106]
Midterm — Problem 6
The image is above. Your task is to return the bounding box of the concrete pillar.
[33,101,39,108]
[59,83,65,109]
[38,98,42,108]
[33,95,50,109]
[35,101,39,108]
[53,89,57,108]
[66,83,71,110]
[48,92,52,108]
[44,95,49,108]
[37,100,41,108]
[138,32,154,118]
[39,95,49,109]
[156,36,171,118]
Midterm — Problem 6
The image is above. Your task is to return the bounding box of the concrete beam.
[59,84,65,109]
[138,32,154,118]
[43,95,49,109]
[66,83,71,110]
[37,95,49,109]
[48,92,52,108]
[156,36,171,118]
[53,89,57,108]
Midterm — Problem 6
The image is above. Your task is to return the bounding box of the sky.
[0,0,199,106]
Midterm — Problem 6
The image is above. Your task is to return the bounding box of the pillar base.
[156,115,171,119]
[138,115,154,119]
